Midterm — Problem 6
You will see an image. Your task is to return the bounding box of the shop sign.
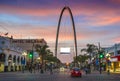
[110,58,118,62]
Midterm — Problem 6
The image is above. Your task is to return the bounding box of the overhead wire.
[0,24,9,35]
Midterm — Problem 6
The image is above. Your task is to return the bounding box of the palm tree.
[35,44,48,73]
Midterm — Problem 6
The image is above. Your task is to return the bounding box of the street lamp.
[22,52,27,56]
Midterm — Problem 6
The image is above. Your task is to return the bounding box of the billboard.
[60,47,70,54]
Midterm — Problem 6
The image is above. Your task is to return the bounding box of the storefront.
[0,52,5,72]
[109,55,120,72]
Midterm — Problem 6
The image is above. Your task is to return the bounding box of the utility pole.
[31,42,34,64]
[29,42,34,73]
[98,42,102,74]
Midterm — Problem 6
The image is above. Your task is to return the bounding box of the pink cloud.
[84,16,120,26]
[112,37,120,43]
[7,23,88,42]
[0,5,60,16]
[0,3,120,27]
[109,0,120,4]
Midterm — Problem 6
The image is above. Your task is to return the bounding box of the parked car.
[70,67,82,77]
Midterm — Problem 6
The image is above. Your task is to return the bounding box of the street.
[0,70,120,81]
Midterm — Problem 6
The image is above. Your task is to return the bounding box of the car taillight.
[71,70,74,73]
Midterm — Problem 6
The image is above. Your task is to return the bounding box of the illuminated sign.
[110,58,118,62]
[60,47,70,54]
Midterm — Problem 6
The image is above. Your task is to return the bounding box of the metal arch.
[55,6,78,59]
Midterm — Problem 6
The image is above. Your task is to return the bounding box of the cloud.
[81,16,120,27]
[112,37,120,43]
[0,5,60,16]
[108,0,120,4]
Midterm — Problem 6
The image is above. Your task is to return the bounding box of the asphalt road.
[0,70,120,81]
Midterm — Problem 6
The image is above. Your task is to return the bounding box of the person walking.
[29,63,32,73]
[84,67,88,75]
[37,63,41,72]
[33,63,36,73]
[49,63,53,74]
[22,64,25,73]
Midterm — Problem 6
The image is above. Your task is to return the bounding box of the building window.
[1,41,5,44]
[109,52,114,56]
[117,50,120,55]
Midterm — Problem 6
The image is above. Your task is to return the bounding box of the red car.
[71,68,82,77]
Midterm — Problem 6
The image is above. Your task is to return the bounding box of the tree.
[46,54,60,63]
[73,55,90,67]
[35,44,48,73]
[81,44,98,62]
[45,49,61,68]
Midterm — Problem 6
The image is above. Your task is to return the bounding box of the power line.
[0,24,9,32]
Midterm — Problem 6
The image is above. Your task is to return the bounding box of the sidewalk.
[89,70,109,75]
[90,70,120,76]
[110,71,120,74]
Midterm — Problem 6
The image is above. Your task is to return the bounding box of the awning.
[111,55,120,62]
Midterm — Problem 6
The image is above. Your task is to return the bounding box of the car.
[70,67,82,77]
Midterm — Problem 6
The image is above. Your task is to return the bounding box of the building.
[105,43,120,72]
[0,36,26,72]
[12,39,47,64]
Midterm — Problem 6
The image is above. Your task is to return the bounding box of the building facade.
[105,43,120,72]
[0,36,26,72]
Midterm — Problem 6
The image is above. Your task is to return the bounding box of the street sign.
[95,59,99,65]
[21,59,25,65]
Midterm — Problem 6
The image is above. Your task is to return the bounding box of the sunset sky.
[0,0,120,49]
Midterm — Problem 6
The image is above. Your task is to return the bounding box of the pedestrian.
[37,63,41,72]
[22,64,25,73]
[33,63,36,73]
[49,63,53,74]
[107,69,110,75]
[84,67,88,75]
[29,63,32,73]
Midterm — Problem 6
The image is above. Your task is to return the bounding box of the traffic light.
[29,51,33,58]
[99,52,104,58]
